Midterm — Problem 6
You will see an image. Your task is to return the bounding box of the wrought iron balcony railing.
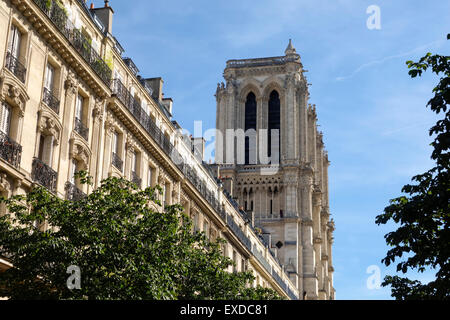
[0,131,22,168]
[43,88,60,114]
[65,182,86,201]
[226,213,252,251]
[32,158,57,192]
[74,117,89,141]
[32,0,112,86]
[5,52,26,83]
[131,171,142,188]
[112,152,123,171]
[272,271,287,291]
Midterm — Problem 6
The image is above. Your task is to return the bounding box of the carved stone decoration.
[0,173,11,193]
[0,72,29,117]
[69,138,91,170]
[125,136,137,153]
[104,111,117,133]
[64,72,78,95]
[38,113,62,145]
[284,73,296,89]
[93,98,104,121]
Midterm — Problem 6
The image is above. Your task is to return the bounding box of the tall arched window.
[268,90,280,162]
[245,92,257,165]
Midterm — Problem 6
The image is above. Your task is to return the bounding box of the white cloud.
[336,39,445,81]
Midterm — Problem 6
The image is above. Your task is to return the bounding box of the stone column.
[313,190,323,290]
[215,83,226,164]
[125,135,135,180]
[284,171,298,216]
[300,165,318,299]
[307,105,317,168]
[57,72,77,191]
[298,83,308,163]
[102,113,114,179]
[90,98,104,190]
[284,74,296,160]
[225,75,237,164]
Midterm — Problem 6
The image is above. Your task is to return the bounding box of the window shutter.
[112,131,118,154]
[75,95,83,120]
[9,25,21,58]
[147,167,152,187]
[131,152,136,172]
[70,160,78,184]
[45,64,54,91]
[142,100,149,115]
[0,103,11,135]
[42,135,54,167]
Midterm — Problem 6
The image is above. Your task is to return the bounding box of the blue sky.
[100,0,450,299]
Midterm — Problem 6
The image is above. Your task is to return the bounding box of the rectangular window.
[112,131,118,154]
[147,166,153,187]
[70,159,78,184]
[38,135,54,167]
[233,251,238,273]
[193,213,199,233]
[44,63,54,91]
[131,151,137,173]
[75,94,84,121]
[0,103,11,135]
[211,228,217,242]
[8,24,22,58]
[203,221,209,240]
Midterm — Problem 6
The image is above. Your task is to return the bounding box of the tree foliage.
[0,172,282,300]
[375,34,450,300]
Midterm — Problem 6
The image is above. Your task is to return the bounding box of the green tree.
[376,34,450,300]
[0,172,282,300]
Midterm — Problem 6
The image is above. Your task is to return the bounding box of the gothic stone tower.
[214,40,336,300]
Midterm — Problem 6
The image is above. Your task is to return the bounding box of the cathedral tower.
[214,40,335,300]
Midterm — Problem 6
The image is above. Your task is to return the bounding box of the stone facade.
[0,0,299,299]
[214,41,336,300]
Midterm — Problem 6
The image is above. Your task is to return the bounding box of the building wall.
[0,0,298,299]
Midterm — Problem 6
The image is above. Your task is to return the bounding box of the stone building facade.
[0,0,301,299]
[214,41,336,300]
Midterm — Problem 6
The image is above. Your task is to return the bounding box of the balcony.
[0,131,22,168]
[43,88,60,114]
[131,171,142,188]
[32,0,112,86]
[32,158,57,192]
[74,117,89,141]
[226,213,252,251]
[65,182,86,201]
[112,152,123,171]
[5,52,26,83]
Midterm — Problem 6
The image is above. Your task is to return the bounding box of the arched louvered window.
[245,92,257,165]
[268,90,280,161]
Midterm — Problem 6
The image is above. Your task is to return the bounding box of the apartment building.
[0,0,299,299]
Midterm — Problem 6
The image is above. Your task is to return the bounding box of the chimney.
[145,77,164,102]
[191,137,205,161]
[162,97,173,115]
[91,1,114,34]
